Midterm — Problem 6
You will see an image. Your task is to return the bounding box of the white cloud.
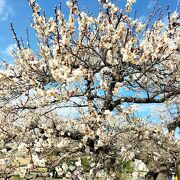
[0,43,16,59]
[5,44,16,56]
[0,0,15,21]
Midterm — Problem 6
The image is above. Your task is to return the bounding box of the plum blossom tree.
[0,0,179,179]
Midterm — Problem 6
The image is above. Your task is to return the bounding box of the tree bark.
[145,172,157,180]
[156,171,169,180]
[145,171,169,180]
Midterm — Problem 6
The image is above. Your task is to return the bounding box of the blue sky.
[0,0,179,114]
[0,0,179,135]
[0,0,179,62]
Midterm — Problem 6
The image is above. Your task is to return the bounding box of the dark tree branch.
[167,115,180,131]
[112,92,180,108]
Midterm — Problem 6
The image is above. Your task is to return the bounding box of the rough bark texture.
[145,175,155,180]
[145,172,157,180]
[156,172,169,180]
[145,171,169,180]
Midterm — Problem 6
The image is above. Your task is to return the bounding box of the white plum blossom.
[0,0,179,179]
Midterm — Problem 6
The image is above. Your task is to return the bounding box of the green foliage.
[115,159,134,174]
[65,157,74,166]
[81,155,91,172]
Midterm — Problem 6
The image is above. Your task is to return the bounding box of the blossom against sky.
[0,0,179,62]
[0,0,179,122]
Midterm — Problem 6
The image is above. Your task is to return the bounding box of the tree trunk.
[145,171,169,180]
[156,171,169,180]
[145,175,154,180]
[145,172,157,180]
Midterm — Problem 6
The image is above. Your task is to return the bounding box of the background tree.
[0,0,179,179]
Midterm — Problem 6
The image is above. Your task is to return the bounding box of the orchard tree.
[0,0,179,179]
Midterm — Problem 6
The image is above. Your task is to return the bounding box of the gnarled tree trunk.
[145,172,158,180]
[145,171,169,180]
[156,171,169,180]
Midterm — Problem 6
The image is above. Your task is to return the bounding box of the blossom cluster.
[0,0,179,178]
